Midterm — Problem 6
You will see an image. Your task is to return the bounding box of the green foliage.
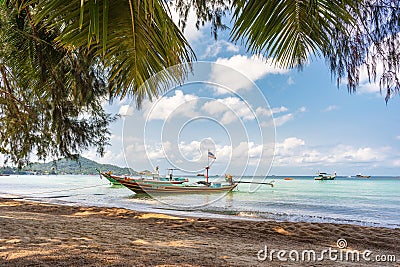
[0,156,137,175]
[0,1,115,167]
[33,0,196,105]
[231,0,355,69]
[173,0,231,39]
[0,0,195,166]
[324,0,400,102]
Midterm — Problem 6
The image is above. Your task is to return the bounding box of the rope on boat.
[235,180,275,187]
[2,184,107,199]
[26,184,107,195]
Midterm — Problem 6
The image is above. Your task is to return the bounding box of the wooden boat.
[101,172,126,185]
[164,168,189,183]
[100,171,187,186]
[314,172,336,180]
[100,151,273,194]
[356,173,371,178]
[110,151,239,195]
[113,176,238,195]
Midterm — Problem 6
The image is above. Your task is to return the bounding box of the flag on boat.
[208,151,216,159]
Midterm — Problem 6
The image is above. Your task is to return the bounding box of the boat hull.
[314,177,335,180]
[115,177,238,195]
[103,174,124,185]
[356,175,371,178]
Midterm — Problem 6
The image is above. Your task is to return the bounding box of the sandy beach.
[0,198,398,266]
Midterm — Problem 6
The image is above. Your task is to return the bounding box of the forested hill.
[0,156,137,175]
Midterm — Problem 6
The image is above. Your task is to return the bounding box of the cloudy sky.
[83,7,400,176]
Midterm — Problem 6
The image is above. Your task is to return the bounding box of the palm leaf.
[33,0,195,107]
[231,0,356,69]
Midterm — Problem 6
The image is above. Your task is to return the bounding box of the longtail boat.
[105,150,238,195]
[113,176,238,195]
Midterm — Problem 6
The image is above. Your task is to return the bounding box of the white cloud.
[298,106,307,113]
[176,140,266,169]
[231,142,263,159]
[122,140,173,169]
[211,55,289,94]
[323,105,338,112]
[178,140,203,161]
[273,138,396,168]
[271,106,288,114]
[201,98,286,125]
[256,106,289,118]
[277,137,305,152]
[202,97,256,124]
[202,40,239,58]
[177,140,233,163]
[142,90,199,121]
[118,105,135,117]
[338,146,381,162]
[255,107,271,117]
[257,106,305,128]
[273,113,294,127]
[259,106,293,127]
[357,80,381,94]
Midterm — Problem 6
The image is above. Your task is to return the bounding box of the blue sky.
[83,8,400,176]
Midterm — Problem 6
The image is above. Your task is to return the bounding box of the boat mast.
[206,149,209,183]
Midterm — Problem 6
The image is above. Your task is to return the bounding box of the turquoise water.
[0,175,399,228]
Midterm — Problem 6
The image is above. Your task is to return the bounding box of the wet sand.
[0,198,398,266]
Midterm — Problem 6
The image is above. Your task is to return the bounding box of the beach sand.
[0,198,398,266]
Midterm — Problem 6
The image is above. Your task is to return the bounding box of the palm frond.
[231,0,356,69]
[33,0,196,107]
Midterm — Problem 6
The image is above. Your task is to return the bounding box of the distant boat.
[314,171,336,180]
[196,173,205,176]
[356,174,371,178]
[283,177,294,180]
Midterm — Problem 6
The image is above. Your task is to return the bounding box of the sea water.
[0,175,399,228]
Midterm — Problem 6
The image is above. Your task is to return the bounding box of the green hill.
[0,156,137,175]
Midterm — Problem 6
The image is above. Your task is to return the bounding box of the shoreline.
[3,193,398,229]
[1,198,399,266]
